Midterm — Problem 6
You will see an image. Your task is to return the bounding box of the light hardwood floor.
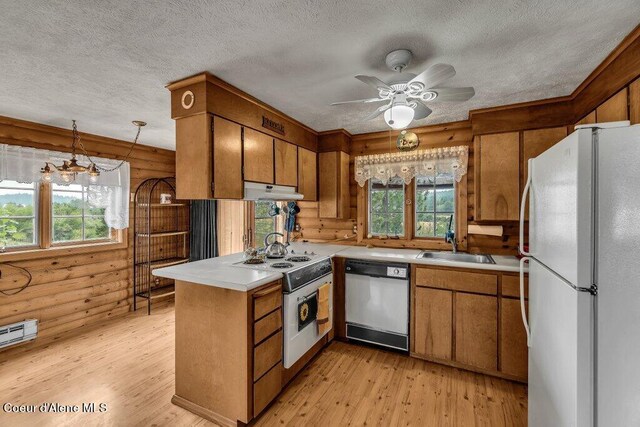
[0,303,527,427]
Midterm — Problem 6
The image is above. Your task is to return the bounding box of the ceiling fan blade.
[330,98,387,106]
[412,100,432,120]
[408,63,456,88]
[355,75,393,91]
[364,102,392,121]
[432,87,475,102]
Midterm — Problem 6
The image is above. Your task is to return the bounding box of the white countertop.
[335,246,523,273]
[153,242,524,291]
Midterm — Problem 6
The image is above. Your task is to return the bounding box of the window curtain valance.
[0,144,131,229]
[354,145,469,187]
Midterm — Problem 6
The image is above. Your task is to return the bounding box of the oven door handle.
[298,287,324,302]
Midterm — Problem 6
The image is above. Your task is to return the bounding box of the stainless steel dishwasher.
[345,259,410,351]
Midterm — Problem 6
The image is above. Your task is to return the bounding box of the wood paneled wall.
[295,121,523,254]
[0,116,175,353]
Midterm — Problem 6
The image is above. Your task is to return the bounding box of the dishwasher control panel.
[387,266,407,278]
[345,259,410,280]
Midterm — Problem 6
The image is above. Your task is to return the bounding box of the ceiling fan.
[331,49,475,130]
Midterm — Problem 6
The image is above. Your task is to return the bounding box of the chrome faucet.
[445,214,457,253]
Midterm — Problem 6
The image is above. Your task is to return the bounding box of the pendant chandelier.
[40,119,146,183]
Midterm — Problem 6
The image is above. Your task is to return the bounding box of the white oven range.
[281,258,333,368]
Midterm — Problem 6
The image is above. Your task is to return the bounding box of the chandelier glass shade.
[40,119,145,184]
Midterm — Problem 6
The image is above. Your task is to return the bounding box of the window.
[52,183,112,244]
[415,174,455,238]
[0,180,37,249]
[253,201,281,247]
[368,177,405,237]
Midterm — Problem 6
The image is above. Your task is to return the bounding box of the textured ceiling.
[0,1,637,150]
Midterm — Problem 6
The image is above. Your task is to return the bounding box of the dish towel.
[316,282,331,335]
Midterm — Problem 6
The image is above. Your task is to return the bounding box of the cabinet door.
[500,297,528,380]
[596,87,629,122]
[477,132,520,220]
[213,116,243,199]
[413,287,452,360]
[455,293,498,370]
[318,151,350,218]
[176,113,213,199]
[244,128,274,184]
[274,139,298,187]
[297,147,317,201]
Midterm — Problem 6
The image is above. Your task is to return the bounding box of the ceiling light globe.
[384,105,415,130]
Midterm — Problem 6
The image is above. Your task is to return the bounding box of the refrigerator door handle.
[519,158,533,256]
[520,256,531,347]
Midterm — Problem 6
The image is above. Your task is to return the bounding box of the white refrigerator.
[520,122,640,426]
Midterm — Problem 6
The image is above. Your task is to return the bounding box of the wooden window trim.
[0,181,127,260]
[357,174,468,251]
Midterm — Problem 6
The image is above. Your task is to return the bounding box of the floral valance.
[0,144,131,229]
[354,145,469,186]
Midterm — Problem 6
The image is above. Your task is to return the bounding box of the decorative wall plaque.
[181,90,195,110]
[396,130,420,151]
[262,116,285,135]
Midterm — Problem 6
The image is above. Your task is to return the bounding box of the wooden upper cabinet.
[212,116,244,199]
[274,139,298,187]
[455,292,498,370]
[575,110,596,127]
[175,113,213,199]
[596,87,629,123]
[476,132,520,221]
[244,128,274,184]
[631,78,640,125]
[318,151,350,219]
[175,114,243,199]
[298,147,317,201]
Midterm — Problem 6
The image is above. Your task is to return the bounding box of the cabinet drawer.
[254,309,282,345]
[415,268,498,295]
[253,363,282,417]
[254,330,282,379]
[254,283,282,320]
[502,275,528,299]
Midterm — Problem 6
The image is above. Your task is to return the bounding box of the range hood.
[243,182,304,201]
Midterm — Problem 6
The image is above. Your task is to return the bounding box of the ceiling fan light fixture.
[384,104,415,130]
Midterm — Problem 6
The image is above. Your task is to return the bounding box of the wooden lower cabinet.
[173,279,284,426]
[500,297,529,380]
[413,287,452,360]
[455,293,498,370]
[411,265,528,382]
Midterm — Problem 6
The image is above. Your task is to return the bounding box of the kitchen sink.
[417,251,495,264]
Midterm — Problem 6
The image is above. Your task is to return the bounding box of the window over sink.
[415,174,455,238]
[368,177,405,237]
[364,170,458,244]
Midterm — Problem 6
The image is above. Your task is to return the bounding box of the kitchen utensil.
[264,232,288,258]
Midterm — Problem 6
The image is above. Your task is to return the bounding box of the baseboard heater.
[0,319,38,349]
[346,323,408,351]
